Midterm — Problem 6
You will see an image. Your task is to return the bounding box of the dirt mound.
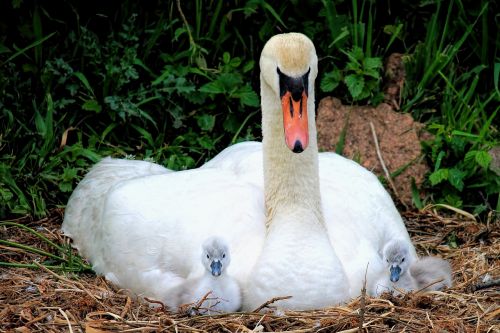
[316,97,429,207]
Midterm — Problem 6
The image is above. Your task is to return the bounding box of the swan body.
[173,237,241,314]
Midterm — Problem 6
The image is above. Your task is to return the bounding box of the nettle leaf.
[429,168,449,186]
[62,167,78,182]
[364,68,380,79]
[234,84,259,107]
[59,182,73,192]
[345,74,365,99]
[364,57,382,70]
[320,70,342,92]
[196,114,216,131]
[242,60,255,73]
[82,99,102,113]
[197,136,215,150]
[228,57,242,68]
[475,150,492,169]
[350,47,364,61]
[223,52,230,64]
[345,61,360,72]
[448,167,466,191]
[223,114,240,133]
[174,77,196,94]
[219,73,243,91]
[199,80,225,94]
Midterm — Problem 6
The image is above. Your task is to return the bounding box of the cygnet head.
[260,32,318,153]
[383,240,411,282]
[201,237,231,277]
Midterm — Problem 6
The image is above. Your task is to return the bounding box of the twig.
[471,278,500,292]
[120,296,132,318]
[252,296,292,313]
[358,263,369,332]
[414,278,445,293]
[176,0,195,48]
[144,297,166,311]
[58,308,74,333]
[369,121,407,209]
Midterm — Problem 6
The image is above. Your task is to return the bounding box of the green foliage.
[0,0,498,219]
[321,46,383,102]
[398,0,499,215]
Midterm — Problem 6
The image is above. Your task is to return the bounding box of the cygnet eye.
[223,253,226,258]
[402,258,405,262]
[386,259,389,263]
[206,254,210,259]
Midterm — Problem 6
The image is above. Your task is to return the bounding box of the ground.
[1,209,498,332]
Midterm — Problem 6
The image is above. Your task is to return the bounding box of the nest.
[1,209,498,332]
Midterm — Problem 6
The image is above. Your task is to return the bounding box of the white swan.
[62,32,414,309]
[173,237,241,314]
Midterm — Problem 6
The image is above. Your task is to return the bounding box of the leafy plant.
[422,67,499,214]
[321,46,383,103]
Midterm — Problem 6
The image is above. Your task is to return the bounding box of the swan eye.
[402,258,405,262]
[386,259,389,263]
[223,253,226,258]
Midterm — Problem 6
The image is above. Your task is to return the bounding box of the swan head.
[382,240,411,282]
[201,237,231,277]
[260,32,318,153]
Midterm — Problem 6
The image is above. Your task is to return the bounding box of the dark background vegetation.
[0,0,498,220]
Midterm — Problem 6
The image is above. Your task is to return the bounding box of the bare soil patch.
[316,97,430,207]
[1,209,498,332]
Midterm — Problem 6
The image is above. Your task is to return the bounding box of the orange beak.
[281,90,308,153]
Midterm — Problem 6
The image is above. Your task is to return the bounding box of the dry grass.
[1,209,499,332]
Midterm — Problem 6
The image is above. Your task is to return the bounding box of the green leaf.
[82,99,102,113]
[234,84,259,107]
[350,47,364,61]
[199,80,225,94]
[448,167,466,191]
[320,70,342,92]
[242,60,255,73]
[345,74,365,99]
[475,150,492,169]
[73,72,94,96]
[223,52,230,64]
[197,114,216,131]
[429,168,449,186]
[364,57,382,70]
[218,73,243,90]
[197,136,215,150]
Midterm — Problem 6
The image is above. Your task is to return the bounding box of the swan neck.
[260,75,322,224]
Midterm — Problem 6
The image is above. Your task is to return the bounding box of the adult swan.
[63,33,350,310]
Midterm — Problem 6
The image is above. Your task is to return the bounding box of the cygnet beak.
[210,260,222,276]
[390,265,401,282]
